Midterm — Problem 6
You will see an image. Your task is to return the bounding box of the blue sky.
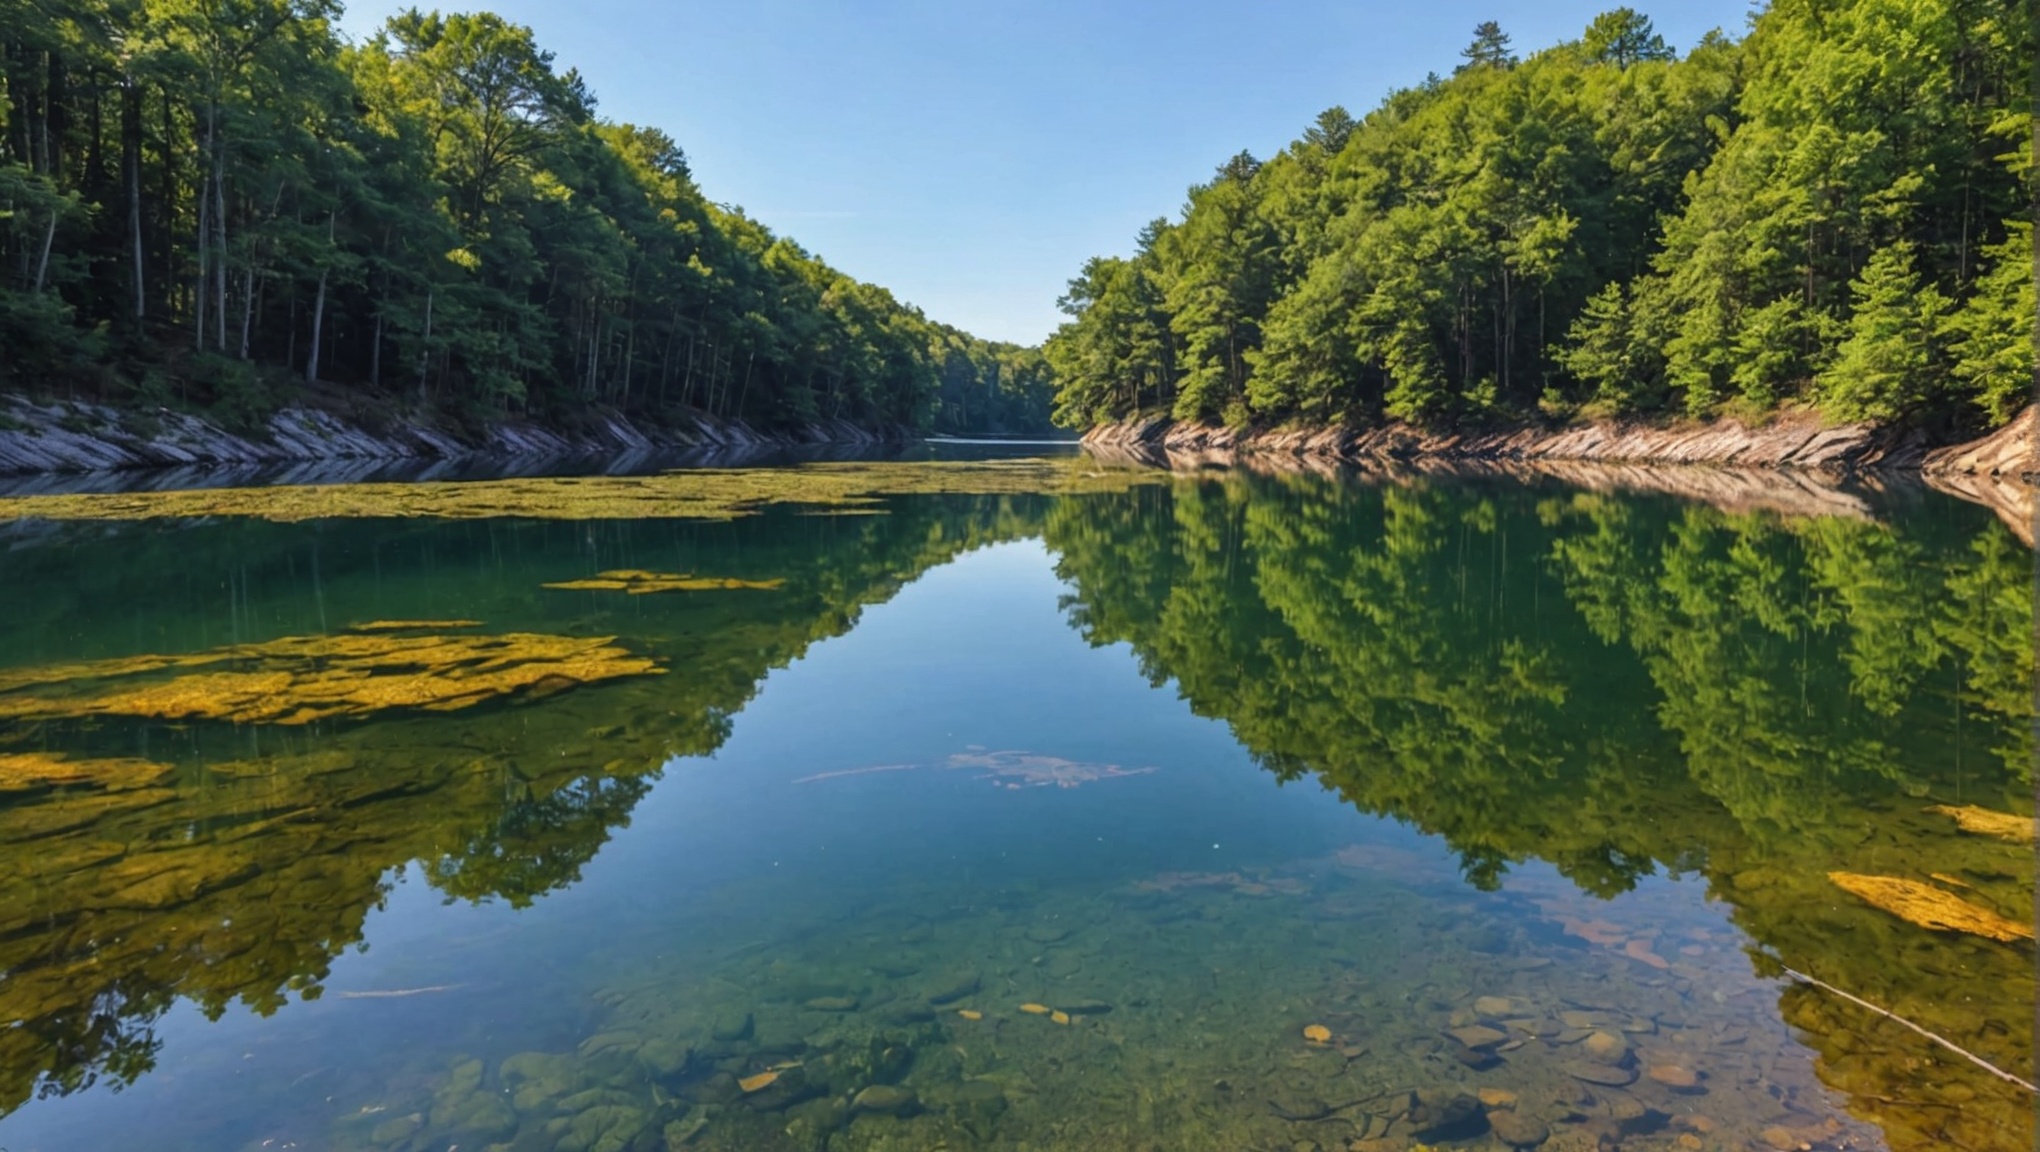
[337,1,1755,345]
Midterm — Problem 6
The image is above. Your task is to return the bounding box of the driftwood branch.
[1780,966,2036,1095]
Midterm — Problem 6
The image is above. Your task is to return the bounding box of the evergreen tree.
[1817,243,1952,422]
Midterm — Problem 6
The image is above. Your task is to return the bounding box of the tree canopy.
[0,3,1053,434]
[1046,3,2033,434]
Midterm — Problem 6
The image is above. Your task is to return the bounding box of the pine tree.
[1817,244,1951,422]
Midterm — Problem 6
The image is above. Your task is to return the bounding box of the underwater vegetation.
[1826,872,2032,944]
[0,460,1161,524]
[0,626,662,726]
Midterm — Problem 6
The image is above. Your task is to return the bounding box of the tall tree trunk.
[736,349,755,421]
[194,108,211,350]
[238,266,255,358]
[32,211,56,292]
[417,288,433,402]
[123,75,145,321]
[212,152,228,351]
[305,211,333,383]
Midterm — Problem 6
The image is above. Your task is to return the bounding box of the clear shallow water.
[0,464,2029,1152]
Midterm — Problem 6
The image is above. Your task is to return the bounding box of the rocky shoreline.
[1081,406,2035,476]
[0,392,904,478]
[1083,406,2038,544]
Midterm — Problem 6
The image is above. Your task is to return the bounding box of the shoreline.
[1082,408,2037,545]
[1079,406,2036,478]
[0,392,909,479]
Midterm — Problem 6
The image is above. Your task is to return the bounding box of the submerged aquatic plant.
[0,752,173,792]
[1827,872,2033,943]
[0,461,1161,524]
[0,629,662,726]
[1928,804,2036,844]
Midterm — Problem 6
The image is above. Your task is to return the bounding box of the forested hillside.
[0,3,1053,435]
[1046,3,2034,436]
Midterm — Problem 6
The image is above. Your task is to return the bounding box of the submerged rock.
[663,1115,709,1147]
[1054,997,1114,1016]
[370,1113,423,1144]
[709,1011,755,1043]
[1581,1030,1630,1065]
[1567,1062,1638,1087]
[851,1084,919,1115]
[1648,1063,1700,1090]
[926,971,981,1005]
[1407,1088,1485,1141]
[546,1102,649,1152]
[1487,1107,1551,1148]
[1448,1024,1509,1050]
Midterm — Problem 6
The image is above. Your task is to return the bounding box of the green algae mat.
[0,461,2028,1152]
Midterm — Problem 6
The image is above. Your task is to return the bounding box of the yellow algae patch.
[956,1010,983,1021]
[1019,1003,1051,1016]
[0,630,662,726]
[0,752,173,792]
[1828,872,2033,943]
[0,460,1165,524]
[1928,804,2036,844]
[1302,1024,1332,1044]
[1050,1010,1071,1026]
[542,570,786,594]
[738,1071,779,1093]
[348,620,482,631]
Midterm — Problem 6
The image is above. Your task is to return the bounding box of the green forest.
[1045,2,2035,435]
[0,2,1053,435]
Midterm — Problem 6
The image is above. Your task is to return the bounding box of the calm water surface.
[0,460,2029,1152]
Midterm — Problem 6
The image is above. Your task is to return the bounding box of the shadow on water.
[0,463,2027,1152]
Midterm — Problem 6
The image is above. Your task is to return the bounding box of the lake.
[0,452,2029,1152]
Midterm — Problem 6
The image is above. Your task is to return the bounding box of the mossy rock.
[546,1102,649,1152]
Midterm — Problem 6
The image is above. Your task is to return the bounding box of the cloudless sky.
[337,1,1755,345]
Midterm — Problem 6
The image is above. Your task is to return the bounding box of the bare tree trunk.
[305,211,333,383]
[416,288,433,401]
[32,211,56,292]
[123,76,144,320]
[735,349,754,421]
[194,114,210,351]
[370,308,383,388]
[212,152,228,351]
[238,265,255,358]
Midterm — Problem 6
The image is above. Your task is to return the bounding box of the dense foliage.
[0,3,1053,434]
[1046,3,2034,433]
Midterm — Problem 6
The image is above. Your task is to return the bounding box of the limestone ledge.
[0,393,903,478]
